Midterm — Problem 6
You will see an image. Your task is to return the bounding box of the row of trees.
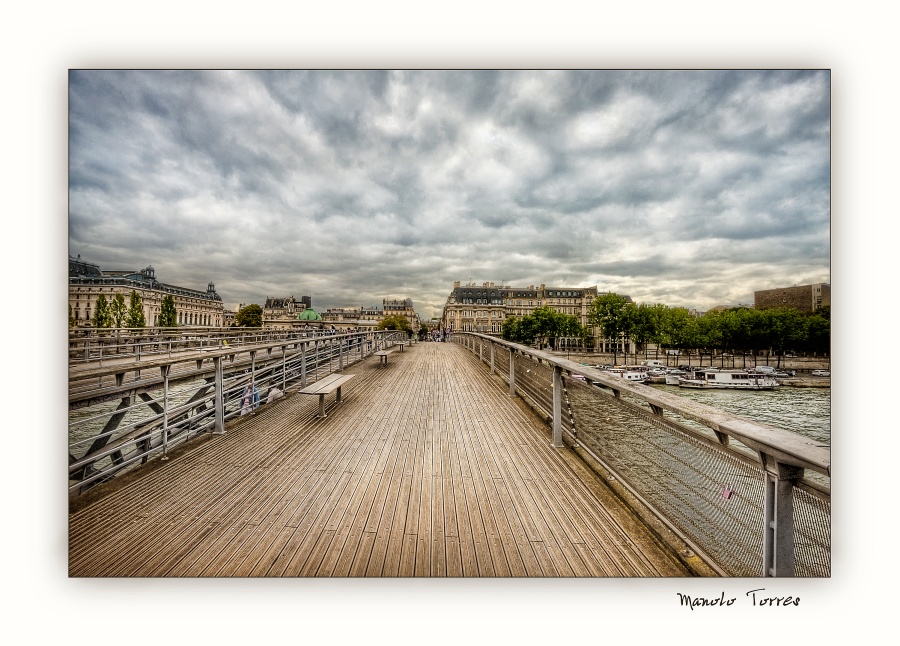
[502,306,583,349]
[501,294,831,364]
[69,290,175,329]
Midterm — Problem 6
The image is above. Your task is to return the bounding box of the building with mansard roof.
[441,281,602,335]
[262,295,313,329]
[441,280,638,352]
[69,254,224,327]
[322,298,421,333]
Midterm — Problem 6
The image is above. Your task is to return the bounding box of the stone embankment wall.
[553,352,830,373]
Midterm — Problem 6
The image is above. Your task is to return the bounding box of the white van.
[753,366,776,375]
[641,360,666,368]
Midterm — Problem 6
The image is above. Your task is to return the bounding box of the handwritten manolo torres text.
[677,589,800,610]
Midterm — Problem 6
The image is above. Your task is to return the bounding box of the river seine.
[650,383,831,446]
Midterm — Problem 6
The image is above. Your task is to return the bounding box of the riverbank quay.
[69,341,696,577]
[553,352,830,387]
[554,351,830,372]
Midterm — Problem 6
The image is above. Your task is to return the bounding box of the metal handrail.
[69,329,407,494]
[454,331,830,577]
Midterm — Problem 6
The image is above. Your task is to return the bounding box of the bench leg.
[318,393,326,418]
[336,386,342,404]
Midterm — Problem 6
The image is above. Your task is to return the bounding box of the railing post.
[761,453,802,576]
[213,356,225,434]
[161,365,170,458]
[509,349,516,396]
[552,365,564,448]
[301,342,307,387]
[490,342,495,374]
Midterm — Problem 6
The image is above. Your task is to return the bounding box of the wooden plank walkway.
[69,341,693,577]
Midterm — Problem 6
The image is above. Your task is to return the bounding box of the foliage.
[802,314,831,355]
[159,294,178,327]
[93,294,112,328]
[500,293,830,360]
[110,293,127,328]
[378,315,411,332]
[587,293,630,362]
[502,306,584,347]
[125,290,146,328]
[235,304,262,327]
[629,304,830,358]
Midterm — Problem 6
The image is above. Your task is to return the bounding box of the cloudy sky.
[68,70,830,319]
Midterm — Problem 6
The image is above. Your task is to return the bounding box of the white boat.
[606,366,651,383]
[665,369,687,385]
[677,368,779,390]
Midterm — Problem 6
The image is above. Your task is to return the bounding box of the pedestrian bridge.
[68,330,830,577]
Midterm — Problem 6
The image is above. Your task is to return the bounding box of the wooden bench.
[373,350,392,365]
[396,342,406,352]
[297,373,355,418]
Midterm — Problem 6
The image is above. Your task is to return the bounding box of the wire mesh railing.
[69,330,406,496]
[455,332,830,577]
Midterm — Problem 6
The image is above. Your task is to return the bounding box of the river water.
[650,383,831,447]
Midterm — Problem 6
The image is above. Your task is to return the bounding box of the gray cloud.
[69,70,830,319]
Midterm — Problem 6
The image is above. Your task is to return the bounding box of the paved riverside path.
[69,342,693,577]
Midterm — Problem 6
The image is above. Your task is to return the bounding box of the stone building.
[69,255,224,327]
[754,283,830,313]
[262,295,312,329]
[440,281,601,335]
[321,306,379,332]
[382,298,421,332]
[322,298,421,333]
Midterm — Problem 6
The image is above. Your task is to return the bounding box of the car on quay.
[811,370,831,377]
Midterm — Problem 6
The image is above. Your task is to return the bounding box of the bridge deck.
[69,342,692,577]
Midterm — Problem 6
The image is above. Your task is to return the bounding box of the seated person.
[266,384,284,404]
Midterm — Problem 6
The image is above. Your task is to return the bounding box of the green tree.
[235,304,262,327]
[626,303,661,360]
[110,293,127,328]
[378,315,411,332]
[159,294,178,327]
[93,294,112,328]
[803,314,831,356]
[502,315,537,345]
[125,290,146,328]
[766,308,806,367]
[588,293,630,364]
[658,307,699,364]
[696,311,723,365]
[502,316,524,343]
